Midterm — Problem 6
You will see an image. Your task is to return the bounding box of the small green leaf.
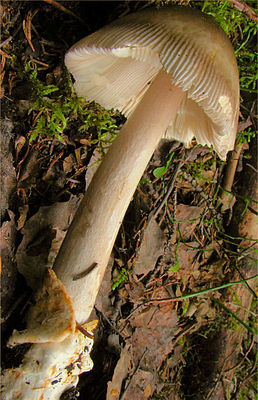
[139,178,152,186]
[153,166,166,179]
[182,299,190,316]
[170,263,179,272]
[112,268,128,290]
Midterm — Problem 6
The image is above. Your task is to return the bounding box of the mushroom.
[57,5,239,324]
[2,6,239,399]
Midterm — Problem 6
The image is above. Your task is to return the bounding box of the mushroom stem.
[54,69,185,323]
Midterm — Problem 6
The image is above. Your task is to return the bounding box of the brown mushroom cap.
[65,6,239,160]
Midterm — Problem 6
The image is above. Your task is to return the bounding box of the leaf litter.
[1,1,257,400]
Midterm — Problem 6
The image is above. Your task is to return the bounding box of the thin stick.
[76,322,94,339]
[220,141,243,196]
[23,10,38,52]
[153,160,184,218]
[43,0,84,23]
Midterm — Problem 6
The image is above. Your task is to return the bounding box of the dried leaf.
[0,121,16,212]
[16,195,81,288]
[166,241,200,280]
[121,369,155,400]
[107,345,131,400]
[0,212,19,320]
[94,254,114,317]
[14,135,27,157]
[17,205,29,231]
[220,191,236,213]
[63,154,74,174]
[129,305,178,370]
[175,204,203,241]
[134,218,165,277]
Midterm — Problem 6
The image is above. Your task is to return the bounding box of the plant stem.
[148,275,257,303]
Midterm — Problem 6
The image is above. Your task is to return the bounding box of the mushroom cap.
[65,6,239,160]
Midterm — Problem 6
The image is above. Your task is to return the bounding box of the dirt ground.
[1,1,257,400]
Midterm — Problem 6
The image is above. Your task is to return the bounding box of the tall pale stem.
[54,70,185,323]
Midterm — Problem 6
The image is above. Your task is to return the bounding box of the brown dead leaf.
[176,176,194,193]
[194,298,216,327]
[63,154,74,174]
[74,147,83,166]
[106,345,131,400]
[94,253,114,318]
[199,240,223,266]
[79,138,90,146]
[0,211,19,320]
[16,195,81,289]
[129,305,178,371]
[121,369,155,400]
[166,241,200,277]
[0,119,16,213]
[144,383,153,398]
[14,135,27,158]
[185,147,211,162]
[125,278,145,304]
[199,259,226,282]
[17,205,29,231]
[176,242,199,268]
[219,191,236,214]
[134,217,166,277]
[17,147,39,184]
[175,204,203,241]
[152,286,175,313]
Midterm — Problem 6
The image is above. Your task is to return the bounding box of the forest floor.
[1,1,257,400]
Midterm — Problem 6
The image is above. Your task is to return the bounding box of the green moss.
[23,61,118,150]
[201,0,257,92]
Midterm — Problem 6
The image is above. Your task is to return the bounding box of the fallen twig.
[23,10,38,52]
[220,142,243,194]
[43,0,84,23]
[152,159,184,219]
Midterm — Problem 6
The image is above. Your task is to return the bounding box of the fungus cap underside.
[65,7,239,159]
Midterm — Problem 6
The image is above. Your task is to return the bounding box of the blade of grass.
[211,296,258,335]
[148,275,257,303]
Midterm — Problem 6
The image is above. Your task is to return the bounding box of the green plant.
[201,0,257,93]
[151,275,257,304]
[153,152,175,180]
[112,267,129,290]
[237,127,257,144]
[183,156,217,185]
[24,61,118,147]
[212,296,258,335]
